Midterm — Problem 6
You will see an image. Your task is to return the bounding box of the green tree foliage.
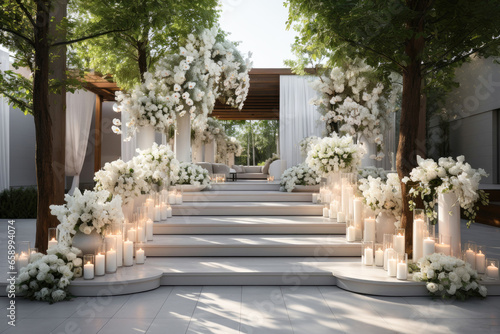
[70,0,220,89]
[286,0,500,253]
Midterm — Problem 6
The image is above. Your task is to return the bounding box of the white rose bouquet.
[280,163,322,192]
[358,166,388,181]
[50,189,123,245]
[16,244,83,303]
[358,173,403,221]
[309,58,400,159]
[413,253,487,300]
[226,136,243,156]
[306,133,365,176]
[94,159,148,204]
[172,162,211,187]
[402,155,489,226]
[132,143,179,191]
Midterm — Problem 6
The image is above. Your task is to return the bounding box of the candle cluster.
[212,174,226,183]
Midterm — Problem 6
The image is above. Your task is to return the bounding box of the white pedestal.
[136,124,155,151]
[438,191,461,257]
[175,113,192,162]
[227,152,235,167]
[204,140,216,163]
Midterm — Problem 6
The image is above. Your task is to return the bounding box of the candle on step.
[364,247,373,266]
[435,242,451,256]
[465,248,476,270]
[329,200,338,219]
[146,219,154,241]
[168,191,176,205]
[346,226,356,242]
[353,197,364,231]
[393,233,405,255]
[84,261,94,280]
[95,253,105,276]
[123,240,134,267]
[17,252,29,270]
[48,238,58,249]
[176,193,183,204]
[363,217,376,242]
[105,248,117,273]
[388,258,397,277]
[161,203,168,221]
[375,247,384,267]
[476,251,486,274]
[486,259,499,280]
[412,218,425,262]
[337,212,346,223]
[312,193,319,203]
[135,248,145,264]
[422,237,435,258]
[167,205,173,218]
[115,233,123,267]
[127,228,136,243]
[323,206,330,218]
[384,247,394,271]
[154,205,161,222]
[397,260,408,280]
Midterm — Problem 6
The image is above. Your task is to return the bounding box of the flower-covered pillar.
[204,140,216,163]
[192,138,204,162]
[175,113,191,162]
[227,152,235,167]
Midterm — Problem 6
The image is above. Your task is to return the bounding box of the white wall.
[9,106,36,187]
[445,56,500,184]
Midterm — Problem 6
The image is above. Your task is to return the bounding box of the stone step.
[153,216,344,234]
[142,234,360,257]
[182,190,313,202]
[171,201,323,216]
[209,181,281,192]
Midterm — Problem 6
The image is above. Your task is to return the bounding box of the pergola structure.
[83,68,296,171]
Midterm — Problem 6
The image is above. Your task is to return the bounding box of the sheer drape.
[0,50,10,191]
[121,109,137,161]
[279,75,323,169]
[66,90,95,194]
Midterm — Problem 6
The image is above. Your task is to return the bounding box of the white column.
[192,139,204,162]
[204,140,216,163]
[175,113,191,162]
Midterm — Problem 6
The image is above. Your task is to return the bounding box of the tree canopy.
[70,0,220,89]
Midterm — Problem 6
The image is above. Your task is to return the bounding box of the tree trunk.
[34,0,54,252]
[137,42,148,82]
[397,0,427,257]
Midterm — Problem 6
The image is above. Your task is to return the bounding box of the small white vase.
[376,212,397,243]
[72,230,103,255]
[137,124,155,151]
[438,191,461,257]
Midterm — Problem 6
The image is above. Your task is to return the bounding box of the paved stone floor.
[1,220,499,333]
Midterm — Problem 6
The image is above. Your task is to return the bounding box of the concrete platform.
[182,190,313,202]
[172,201,323,216]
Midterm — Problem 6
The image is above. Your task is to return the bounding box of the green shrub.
[0,187,37,219]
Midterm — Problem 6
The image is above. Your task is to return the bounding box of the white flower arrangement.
[309,59,400,159]
[94,159,149,204]
[280,163,322,192]
[50,189,124,246]
[225,136,243,156]
[114,27,252,138]
[16,244,83,303]
[358,173,403,221]
[131,143,180,190]
[413,253,487,300]
[402,155,489,226]
[200,117,226,143]
[306,133,365,176]
[172,162,211,187]
[358,166,388,181]
[299,136,320,156]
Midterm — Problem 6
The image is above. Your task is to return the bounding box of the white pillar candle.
[146,199,155,220]
[167,206,173,218]
[123,240,134,266]
[17,252,29,269]
[346,226,356,242]
[323,192,331,204]
[435,242,451,256]
[355,227,362,240]
[375,247,384,267]
[161,203,168,220]
[84,262,94,280]
[364,247,373,266]
[146,219,154,241]
[487,264,499,280]
[397,261,408,280]
[104,235,117,269]
[422,238,435,258]
[388,258,397,277]
[465,249,476,270]
[337,212,346,223]
[154,205,161,222]
[95,253,105,276]
[329,201,338,219]
[341,186,351,216]
[393,234,405,255]
[176,193,183,204]
[384,247,394,271]
[323,207,330,218]
[363,217,376,242]
[105,249,117,273]
[412,218,425,262]
[353,198,364,230]
[347,187,354,219]
[312,193,319,203]
[476,251,486,274]
[168,193,176,204]
[48,238,58,249]
[115,234,123,267]
[135,248,145,264]
[137,226,145,242]
[127,228,137,243]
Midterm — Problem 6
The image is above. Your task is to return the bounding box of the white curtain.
[121,108,137,161]
[66,90,95,194]
[0,50,10,192]
[279,75,323,169]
